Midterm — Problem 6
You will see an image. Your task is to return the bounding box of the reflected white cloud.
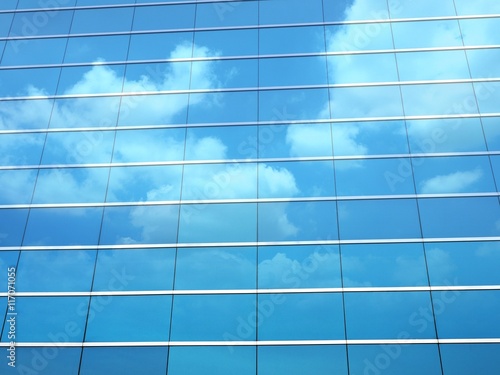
[420,168,483,194]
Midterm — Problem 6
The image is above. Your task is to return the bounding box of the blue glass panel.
[333,121,408,156]
[80,347,167,375]
[0,169,37,204]
[107,165,183,202]
[17,0,76,7]
[2,38,67,66]
[50,97,121,128]
[132,4,196,30]
[170,294,256,341]
[196,1,257,28]
[434,290,500,338]
[174,247,256,290]
[324,0,389,22]
[1,296,89,342]
[338,199,421,240]
[0,100,54,130]
[258,201,338,242]
[336,158,415,196]
[328,53,398,84]
[260,56,328,86]
[0,1,16,11]
[71,8,134,34]
[258,245,341,289]
[42,130,115,165]
[123,61,191,92]
[100,205,179,245]
[475,81,500,114]
[23,207,103,246]
[77,0,134,4]
[185,125,257,161]
[392,0,456,17]
[64,35,131,63]
[6,347,81,375]
[426,241,500,286]
[407,118,487,153]
[441,344,500,375]
[348,344,442,375]
[16,250,95,292]
[0,67,60,97]
[392,20,462,49]
[0,251,18,292]
[483,117,500,151]
[113,128,185,163]
[194,59,257,89]
[326,23,393,52]
[467,48,500,79]
[419,197,500,238]
[129,32,194,61]
[168,346,255,375]
[259,161,335,198]
[0,133,45,165]
[259,345,348,375]
[344,292,436,339]
[93,248,175,291]
[10,10,73,37]
[260,26,325,55]
[342,243,428,287]
[397,50,470,81]
[57,65,125,95]
[194,29,258,57]
[85,296,172,341]
[32,168,109,204]
[460,18,500,45]
[455,0,500,15]
[259,0,323,24]
[178,203,256,243]
[0,209,29,246]
[258,293,345,340]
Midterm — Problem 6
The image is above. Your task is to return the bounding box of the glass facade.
[1,0,500,373]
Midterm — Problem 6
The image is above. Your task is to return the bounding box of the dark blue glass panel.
[441,344,500,375]
[258,293,345,340]
[0,1,16,11]
[328,53,398,84]
[419,197,500,238]
[483,117,500,151]
[170,294,256,341]
[344,292,436,339]
[194,29,258,57]
[132,4,196,30]
[24,207,103,246]
[259,0,323,24]
[434,290,500,338]
[10,10,73,37]
[2,38,67,66]
[324,0,389,22]
[1,296,89,342]
[196,1,257,28]
[0,209,29,246]
[71,8,134,34]
[168,346,255,375]
[338,199,421,240]
[342,243,428,287]
[258,245,341,289]
[16,250,95,292]
[426,241,500,286]
[178,203,256,243]
[260,26,325,55]
[0,67,60,97]
[64,35,131,63]
[17,0,76,7]
[76,0,134,4]
[174,247,256,290]
[80,347,167,375]
[260,56,328,86]
[129,32,194,61]
[5,347,81,375]
[0,133,45,165]
[258,345,348,375]
[0,169,37,204]
[93,248,175,291]
[348,344,442,375]
[85,296,172,341]
[100,205,179,245]
[258,201,338,242]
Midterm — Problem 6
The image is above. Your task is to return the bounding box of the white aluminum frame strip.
[1,285,499,298]
[1,338,500,348]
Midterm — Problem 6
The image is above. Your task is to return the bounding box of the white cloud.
[419,168,483,194]
[258,164,299,197]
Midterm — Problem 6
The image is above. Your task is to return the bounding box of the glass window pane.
[0,100,54,130]
[0,67,60,97]
[194,29,257,57]
[348,344,442,375]
[467,48,500,79]
[396,50,470,81]
[174,247,256,290]
[324,0,389,22]
[0,133,45,165]
[10,10,73,37]
[326,23,393,52]
[93,248,175,291]
[178,203,256,243]
[483,117,500,151]
[100,205,179,245]
[328,53,398,84]
[391,0,456,17]
[24,207,103,246]
[338,199,421,240]
[258,245,341,289]
[57,65,125,95]
[0,2,16,11]
[132,4,196,31]
[85,296,172,341]
[345,292,436,339]
[196,1,257,28]
[392,20,462,49]
[17,0,76,7]
[0,209,29,246]
[455,0,500,14]
[258,201,338,242]
[260,26,325,55]
[16,250,95,292]
[475,81,500,114]
[0,169,37,204]
[259,0,323,24]
[419,197,500,238]
[80,347,167,375]
[64,35,130,63]
[129,32,193,61]
[107,165,182,202]
[168,346,255,375]
[336,158,415,196]
[342,243,428,287]
[50,97,121,128]
[0,251,18,292]
[171,294,256,340]
[71,8,134,34]
[440,344,500,375]
[434,290,500,338]
[6,347,81,375]
[258,293,345,340]
[1,296,89,342]
[460,18,500,45]
[426,241,500,286]
[259,345,348,375]
[2,38,67,66]
[260,56,328,86]
[123,61,191,93]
